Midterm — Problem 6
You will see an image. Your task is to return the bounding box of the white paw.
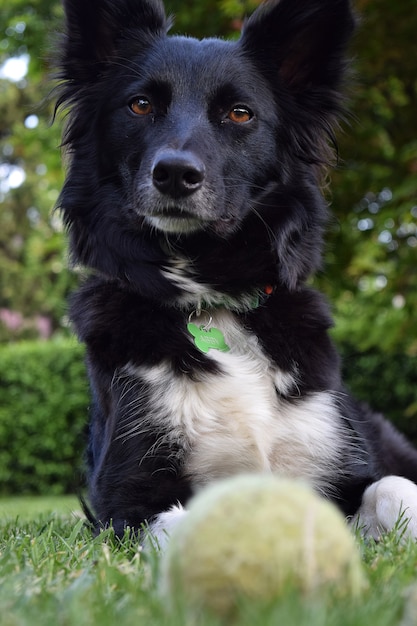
[146,504,187,551]
[352,476,417,540]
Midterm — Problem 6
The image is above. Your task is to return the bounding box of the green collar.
[186,284,274,354]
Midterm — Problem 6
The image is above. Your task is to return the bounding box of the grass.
[0,495,80,520]
[1,497,417,625]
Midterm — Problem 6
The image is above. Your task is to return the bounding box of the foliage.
[0,339,88,495]
[165,0,260,36]
[320,0,417,356]
[1,507,417,625]
[340,343,417,442]
[0,1,75,341]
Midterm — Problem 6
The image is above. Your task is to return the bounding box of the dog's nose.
[152,150,205,198]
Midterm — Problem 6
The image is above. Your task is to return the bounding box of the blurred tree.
[165,0,259,36]
[319,0,417,356]
[0,0,416,355]
[0,0,74,340]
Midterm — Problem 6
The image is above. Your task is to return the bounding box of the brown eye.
[130,97,153,116]
[227,106,253,124]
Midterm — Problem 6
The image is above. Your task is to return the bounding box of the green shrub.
[0,339,88,495]
[339,343,417,444]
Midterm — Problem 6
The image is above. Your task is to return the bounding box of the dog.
[56,0,417,547]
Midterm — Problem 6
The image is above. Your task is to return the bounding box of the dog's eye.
[129,97,153,116]
[227,106,253,124]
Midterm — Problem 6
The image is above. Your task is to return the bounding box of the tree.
[319,0,417,356]
[0,0,75,340]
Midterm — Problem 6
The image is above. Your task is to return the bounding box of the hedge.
[339,343,417,444]
[0,339,416,495]
[0,339,88,495]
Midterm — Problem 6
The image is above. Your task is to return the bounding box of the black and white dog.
[56,0,417,546]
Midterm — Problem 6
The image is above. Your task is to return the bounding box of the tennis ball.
[401,583,417,626]
[160,475,365,616]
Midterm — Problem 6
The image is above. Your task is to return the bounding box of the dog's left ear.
[240,0,355,97]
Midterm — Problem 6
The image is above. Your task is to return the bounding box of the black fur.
[56,0,417,537]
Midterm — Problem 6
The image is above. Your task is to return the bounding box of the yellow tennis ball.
[160,475,365,616]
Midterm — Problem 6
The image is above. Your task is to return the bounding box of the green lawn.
[0,495,81,520]
[1,498,417,625]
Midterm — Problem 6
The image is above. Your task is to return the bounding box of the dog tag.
[187,322,230,354]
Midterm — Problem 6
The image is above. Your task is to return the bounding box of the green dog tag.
[187,323,230,354]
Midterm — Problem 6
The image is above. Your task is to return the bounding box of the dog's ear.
[60,0,168,82]
[240,0,355,95]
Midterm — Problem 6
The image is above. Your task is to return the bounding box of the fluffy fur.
[56,0,417,544]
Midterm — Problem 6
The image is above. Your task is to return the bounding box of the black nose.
[152,150,205,198]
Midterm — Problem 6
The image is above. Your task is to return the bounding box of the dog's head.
[56,0,354,297]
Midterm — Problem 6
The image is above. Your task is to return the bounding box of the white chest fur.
[122,310,347,494]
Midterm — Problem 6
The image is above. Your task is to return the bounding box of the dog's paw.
[146,504,187,551]
[351,475,417,540]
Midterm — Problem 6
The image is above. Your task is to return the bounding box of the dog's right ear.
[60,0,168,82]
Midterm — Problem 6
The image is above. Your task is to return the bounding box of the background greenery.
[0,0,416,493]
[0,340,87,494]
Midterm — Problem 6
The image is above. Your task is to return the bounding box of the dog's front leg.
[351,475,417,540]
[86,398,193,540]
[147,504,188,550]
